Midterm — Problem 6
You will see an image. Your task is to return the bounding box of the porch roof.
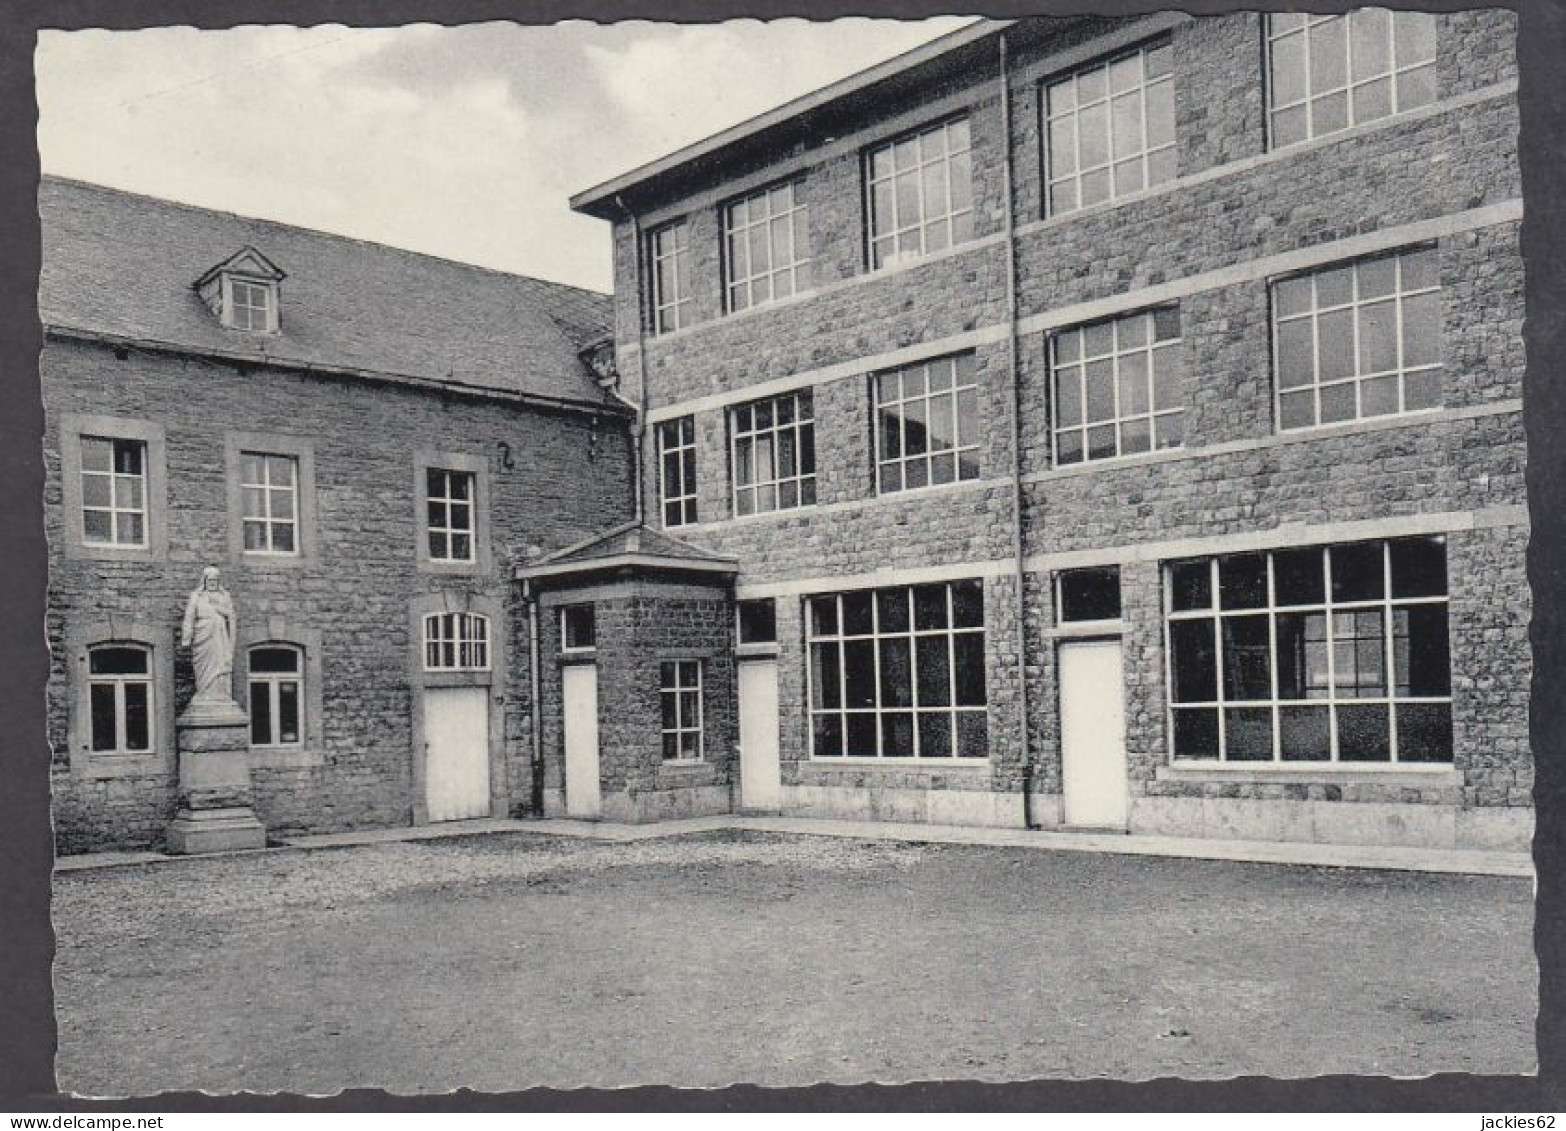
[514,521,739,584]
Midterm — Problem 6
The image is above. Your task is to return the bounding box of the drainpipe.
[523,578,545,816]
[999,32,1038,829]
[616,194,649,526]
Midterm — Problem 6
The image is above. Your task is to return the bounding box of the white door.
[737,659,781,811]
[424,686,492,822]
[562,663,601,819]
[1059,639,1130,830]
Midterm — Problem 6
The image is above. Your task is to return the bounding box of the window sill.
[73,542,163,564]
[876,475,986,503]
[1050,619,1126,639]
[419,559,485,574]
[420,669,494,688]
[1276,405,1445,440]
[726,501,819,527]
[238,551,306,569]
[1157,763,1461,787]
[79,752,170,780]
[808,758,991,769]
[736,643,780,659]
[249,746,324,771]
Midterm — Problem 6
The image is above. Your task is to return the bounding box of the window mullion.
[1212,557,1227,760]
[114,680,128,753]
[1383,543,1401,763]
[1323,547,1340,761]
[1267,551,1282,762]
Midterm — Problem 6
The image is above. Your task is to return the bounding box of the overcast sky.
[36,19,973,293]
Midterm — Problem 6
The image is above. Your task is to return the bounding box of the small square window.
[561,605,596,652]
[1058,567,1122,623]
[737,599,778,646]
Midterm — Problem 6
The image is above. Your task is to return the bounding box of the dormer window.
[228,277,274,332]
[194,246,286,334]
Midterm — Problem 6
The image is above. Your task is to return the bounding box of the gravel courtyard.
[52,830,1535,1095]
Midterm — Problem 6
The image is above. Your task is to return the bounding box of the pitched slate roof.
[39,176,617,409]
[515,520,738,581]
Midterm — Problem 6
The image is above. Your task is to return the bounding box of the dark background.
[3,0,1561,1111]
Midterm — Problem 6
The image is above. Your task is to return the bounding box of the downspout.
[616,194,649,526]
[524,578,545,816]
[999,32,1037,829]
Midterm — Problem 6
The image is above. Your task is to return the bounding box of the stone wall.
[597,11,1528,846]
[45,341,633,852]
[537,576,736,821]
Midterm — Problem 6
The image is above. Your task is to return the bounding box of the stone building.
[563,11,1529,849]
[41,176,633,852]
[43,9,1530,856]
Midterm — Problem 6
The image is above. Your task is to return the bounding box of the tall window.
[1165,537,1452,764]
[866,117,973,270]
[731,390,816,517]
[425,468,476,563]
[649,220,693,335]
[808,580,987,760]
[657,416,699,528]
[1267,10,1438,148]
[240,452,299,554]
[80,436,147,547]
[1052,308,1184,465]
[874,354,982,493]
[248,645,302,748]
[660,660,703,761]
[724,181,809,312]
[229,278,274,332]
[423,612,491,671]
[1272,246,1441,430]
[1045,40,1175,215]
[87,645,153,754]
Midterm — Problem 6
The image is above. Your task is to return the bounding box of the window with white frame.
[425,468,477,563]
[239,452,299,554]
[731,390,816,517]
[657,416,699,527]
[80,436,148,548]
[561,605,596,653]
[1052,308,1184,465]
[724,181,809,312]
[1267,10,1438,149]
[1045,40,1175,215]
[649,220,693,335]
[660,660,703,761]
[423,612,491,671]
[866,117,974,270]
[228,277,275,332]
[1165,537,1452,764]
[808,580,987,760]
[87,644,153,754]
[1272,246,1442,430]
[248,645,303,747]
[874,354,982,493]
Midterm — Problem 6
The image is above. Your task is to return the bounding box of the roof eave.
[569,17,1014,220]
[513,552,740,583]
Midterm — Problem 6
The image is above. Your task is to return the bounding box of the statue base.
[166,807,268,854]
[168,697,267,854]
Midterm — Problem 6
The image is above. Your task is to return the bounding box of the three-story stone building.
[562,10,1528,849]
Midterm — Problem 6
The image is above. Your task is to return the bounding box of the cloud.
[37,18,972,291]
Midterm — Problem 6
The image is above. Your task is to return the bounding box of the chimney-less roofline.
[569,17,1012,219]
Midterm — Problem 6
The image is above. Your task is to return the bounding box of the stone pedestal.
[167,698,267,854]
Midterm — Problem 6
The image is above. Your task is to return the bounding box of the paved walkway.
[54,813,1533,877]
